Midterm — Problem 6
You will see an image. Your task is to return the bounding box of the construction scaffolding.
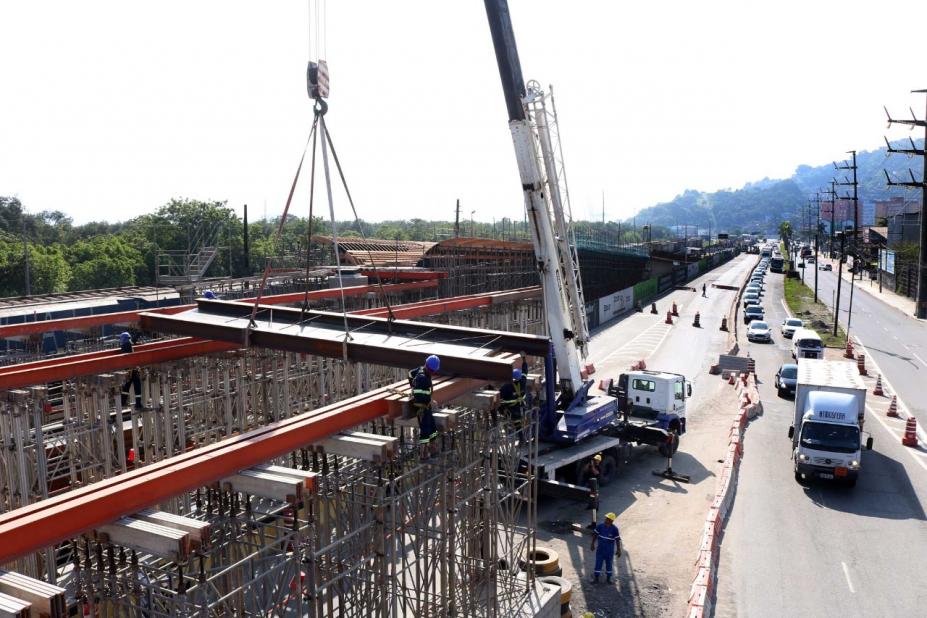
[0,294,547,616]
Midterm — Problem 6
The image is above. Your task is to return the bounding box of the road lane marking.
[912,351,927,369]
[780,299,791,317]
[841,562,855,594]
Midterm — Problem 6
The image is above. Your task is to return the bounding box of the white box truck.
[788,359,872,487]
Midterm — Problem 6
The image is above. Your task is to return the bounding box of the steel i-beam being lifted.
[140,298,550,381]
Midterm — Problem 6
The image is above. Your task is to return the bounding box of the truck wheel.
[794,470,803,484]
[598,455,618,486]
[845,478,857,488]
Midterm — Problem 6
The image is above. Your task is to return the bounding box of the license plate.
[819,473,834,479]
[835,467,848,477]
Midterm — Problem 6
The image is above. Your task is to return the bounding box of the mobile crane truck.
[483,0,691,500]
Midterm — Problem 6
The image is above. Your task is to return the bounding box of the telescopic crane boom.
[482,0,588,401]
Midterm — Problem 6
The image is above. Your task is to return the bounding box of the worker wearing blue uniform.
[408,355,440,449]
[119,332,144,410]
[590,512,621,583]
[498,353,528,426]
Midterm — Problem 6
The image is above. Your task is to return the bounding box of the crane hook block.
[307,60,330,100]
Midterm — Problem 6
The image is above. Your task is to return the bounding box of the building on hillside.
[874,197,918,221]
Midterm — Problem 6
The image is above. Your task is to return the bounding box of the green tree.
[67,236,143,291]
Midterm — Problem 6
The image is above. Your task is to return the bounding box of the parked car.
[747,321,772,342]
[775,363,798,397]
[744,306,765,324]
[781,317,804,338]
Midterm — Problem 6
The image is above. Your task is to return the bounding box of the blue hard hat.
[119,332,131,343]
[203,290,216,299]
[425,355,440,372]
[513,368,523,380]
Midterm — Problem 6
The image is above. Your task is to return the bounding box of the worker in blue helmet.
[118,332,144,410]
[407,355,440,455]
[203,290,216,299]
[498,351,529,427]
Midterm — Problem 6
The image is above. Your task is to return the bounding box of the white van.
[792,328,823,360]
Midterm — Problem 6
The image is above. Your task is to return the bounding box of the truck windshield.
[797,338,822,349]
[800,422,859,453]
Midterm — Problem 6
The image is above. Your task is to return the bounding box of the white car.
[781,317,804,338]
[743,292,760,308]
[747,321,772,342]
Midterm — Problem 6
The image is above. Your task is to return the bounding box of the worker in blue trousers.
[119,332,144,410]
[498,352,529,427]
[408,355,440,457]
[590,512,621,583]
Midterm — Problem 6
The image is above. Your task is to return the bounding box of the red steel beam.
[0,374,481,562]
[0,339,236,391]
[0,281,438,339]
[361,269,447,281]
[356,286,541,319]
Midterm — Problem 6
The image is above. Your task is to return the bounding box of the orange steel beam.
[0,374,482,563]
[356,286,541,319]
[361,269,447,281]
[0,281,438,339]
[0,339,236,391]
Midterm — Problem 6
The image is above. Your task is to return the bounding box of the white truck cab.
[789,360,872,487]
[791,328,823,360]
[619,370,690,432]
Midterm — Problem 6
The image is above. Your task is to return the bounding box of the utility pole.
[243,203,250,276]
[454,199,461,238]
[834,232,845,337]
[814,192,821,303]
[827,181,837,258]
[835,151,859,338]
[884,91,927,318]
[22,234,31,297]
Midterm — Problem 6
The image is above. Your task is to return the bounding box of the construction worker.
[203,290,217,299]
[582,453,602,509]
[408,355,440,454]
[119,332,144,410]
[498,352,528,427]
[702,283,707,297]
[590,512,621,583]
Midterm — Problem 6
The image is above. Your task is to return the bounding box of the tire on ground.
[521,547,560,575]
[538,575,572,605]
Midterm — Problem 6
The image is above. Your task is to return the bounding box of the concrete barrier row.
[686,374,759,617]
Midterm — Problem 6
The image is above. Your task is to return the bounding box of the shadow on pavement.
[801,448,926,521]
[862,344,920,370]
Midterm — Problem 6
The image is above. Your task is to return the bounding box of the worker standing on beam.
[119,332,144,410]
[498,351,529,428]
[408,355,440,458]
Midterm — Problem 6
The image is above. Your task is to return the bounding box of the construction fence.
[586,248,737,329]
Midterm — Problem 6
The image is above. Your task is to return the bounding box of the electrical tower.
[884,90,927,318]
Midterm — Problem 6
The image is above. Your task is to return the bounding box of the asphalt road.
[715,265,927,617]
[806,263,927,425]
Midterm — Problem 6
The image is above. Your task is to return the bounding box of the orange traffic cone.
[692,312,701,327]
[639,359,646,370]
[856,354,867,376]
[873,374,884,396]
[665,311,674,325]
[651,302,658,314]
[844,339,854,359]
[720,317,728,331]
[728,372,736,385]
[887,396,899,418]
[902,417,919,447]
[671,302,679,317]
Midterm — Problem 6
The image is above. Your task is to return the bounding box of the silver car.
[781,317,803,338]
[747,320,772,342]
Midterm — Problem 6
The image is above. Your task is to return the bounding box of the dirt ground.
[535,379,743,617]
